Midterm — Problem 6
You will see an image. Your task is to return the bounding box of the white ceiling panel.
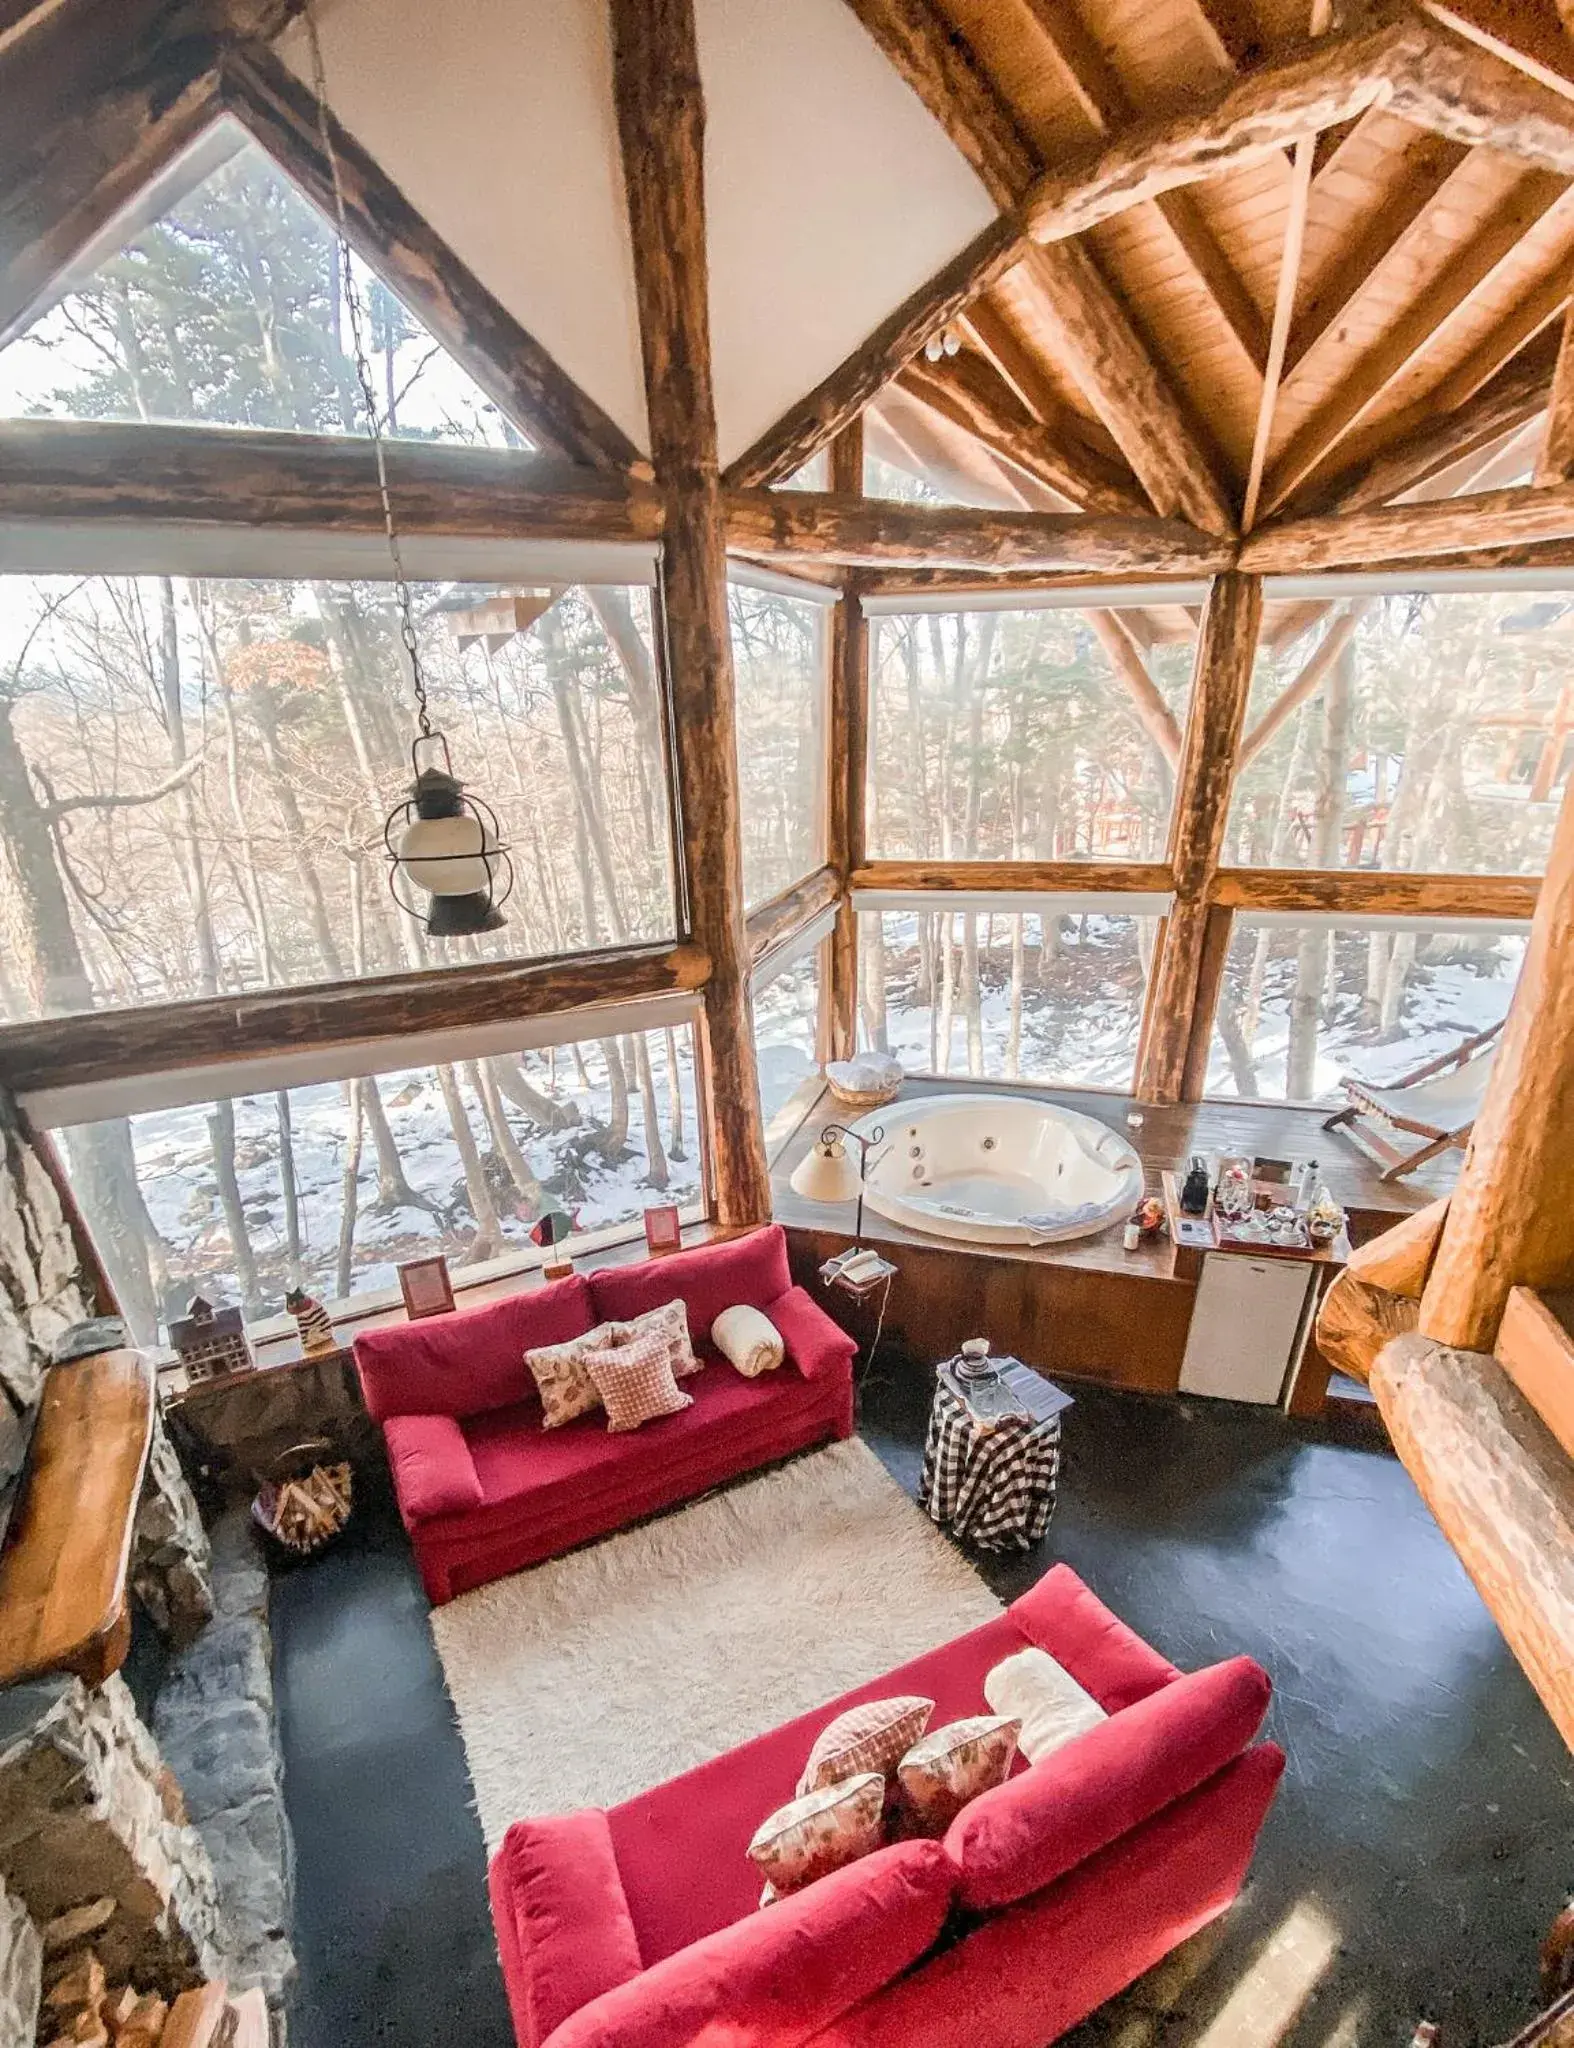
[697,0,997,467]
[281,0,649,452]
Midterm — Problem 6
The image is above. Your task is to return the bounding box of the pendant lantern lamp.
[385,732,513,937]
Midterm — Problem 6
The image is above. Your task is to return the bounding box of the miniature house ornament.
[168,1294,253,1381]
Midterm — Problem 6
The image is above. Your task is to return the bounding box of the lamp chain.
[302,2,431,740]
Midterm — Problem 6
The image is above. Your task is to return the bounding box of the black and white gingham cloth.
[919,1379,1060,1554]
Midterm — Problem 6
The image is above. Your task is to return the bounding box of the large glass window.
[1204,918,1527,1106]
[857,901,1158,1089]
[1228,592,1574,878]
[729,581,828,909]
[0,574,674,1021]
[866,604,1195,864]
[752,938,826,1128]
[0,116,512,446]
[46,1023,703,1347]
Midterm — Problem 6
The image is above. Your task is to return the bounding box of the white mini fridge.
[1178,1253,1317,1406]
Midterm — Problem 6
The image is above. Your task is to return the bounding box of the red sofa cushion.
[1007,1565,1182,1712]
[946,1654,1273,1912]
[355,1275,596,1420]
[548,1840,955,2048]
[490,1812,644,2048]
[382,1412,483,1522]
[589,1227,792,1345]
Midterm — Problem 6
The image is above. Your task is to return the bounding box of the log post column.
[827,419,866,1063]
[1135,570,1263,1103]
[609,0,771,1226]
[1418,777,1574,1350]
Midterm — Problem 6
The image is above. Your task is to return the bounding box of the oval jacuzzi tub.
[850,1093,1143,1246]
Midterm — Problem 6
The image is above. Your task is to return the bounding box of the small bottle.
[1179,1155,1211,1215]
[1123,1218,1142,1252]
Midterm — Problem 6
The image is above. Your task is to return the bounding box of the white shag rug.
[429,1437,1003,1850]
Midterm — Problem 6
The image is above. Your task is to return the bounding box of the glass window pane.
[0,117,515,447]
[730,584,827,908]
[1205,920,1527,1106]
[858,905,1155,1089]
[753,942,824,1124]
[49,1026,703,1346]
[0,575,675,1021]
[1228,593,1574,878]
[867,608,1194,862]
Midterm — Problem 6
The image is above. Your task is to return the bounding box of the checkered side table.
[919,1372,1062,1554]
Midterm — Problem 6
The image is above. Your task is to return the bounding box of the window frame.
[30,993,713,1343]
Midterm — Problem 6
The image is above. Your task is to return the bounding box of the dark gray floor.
[270,1367,1574,2048]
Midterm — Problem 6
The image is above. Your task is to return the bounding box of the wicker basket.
[826,1075,901,1113]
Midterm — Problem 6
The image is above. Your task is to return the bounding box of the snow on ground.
[108,1032,702,1326]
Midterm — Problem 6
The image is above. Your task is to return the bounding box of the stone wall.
[0,1674,224,1997]
[134,1409,215,1648]
[0,1092,92,1495]
[153,1511,296,2011]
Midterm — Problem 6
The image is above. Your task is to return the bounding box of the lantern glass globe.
[395,811,501,900]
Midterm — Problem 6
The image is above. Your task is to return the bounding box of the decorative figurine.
[529,1204,578,1280]
[1180,1155,1212,1215]
[285,1285,337,1357]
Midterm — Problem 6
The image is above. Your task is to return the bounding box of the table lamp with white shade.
[789,1123,885,1245]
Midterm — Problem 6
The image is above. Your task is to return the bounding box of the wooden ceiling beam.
[1417,0,1574,105]
[222,44,641,471]
[0,417,660,537]
[1017,242,1238,535]
[896,351,1151,515]
[1290,130,1469,375]
[1243,475,1574,571]
[722,490,1234,574]
[832,0,1238,533]
[1387,20,1574,170]
[1262,171,1574,513]
[0,0,240,346]
[1018,13,1410,245]
[1084,609,1185,766]
[1018,0,1269,374]
[1303,327,1559,511]
[1536,292,1574,481]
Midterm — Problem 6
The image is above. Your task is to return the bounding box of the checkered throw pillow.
[605,1296,700,1379]
[582,1332,693,1433]
[797,1696,935,1795]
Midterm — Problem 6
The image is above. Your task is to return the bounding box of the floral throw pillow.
[582,1332,693,1433]
[797,1696,935,1796]
[605,1298,700,1380]
[896,1715,1021,1837]
[747,1772,885,1901]
[523,1323,612,1429]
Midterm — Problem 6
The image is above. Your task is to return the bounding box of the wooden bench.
[0,1349,154,1688]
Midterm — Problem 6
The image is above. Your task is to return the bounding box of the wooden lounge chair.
[1321,1019,1504,1182]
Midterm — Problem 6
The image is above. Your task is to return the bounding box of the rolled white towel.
[711,1303,785,1378]
[984,1647,1107,1763]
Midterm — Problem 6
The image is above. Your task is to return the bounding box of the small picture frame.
[399,1254,455,1321]
[643,1203,682,1256]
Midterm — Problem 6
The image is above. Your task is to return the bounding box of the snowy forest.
[0,131,819,1341]
[859,593,1558,1100]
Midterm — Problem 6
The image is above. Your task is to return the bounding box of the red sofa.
[354,1226,857,1603]
[488,1565,1283,2048]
